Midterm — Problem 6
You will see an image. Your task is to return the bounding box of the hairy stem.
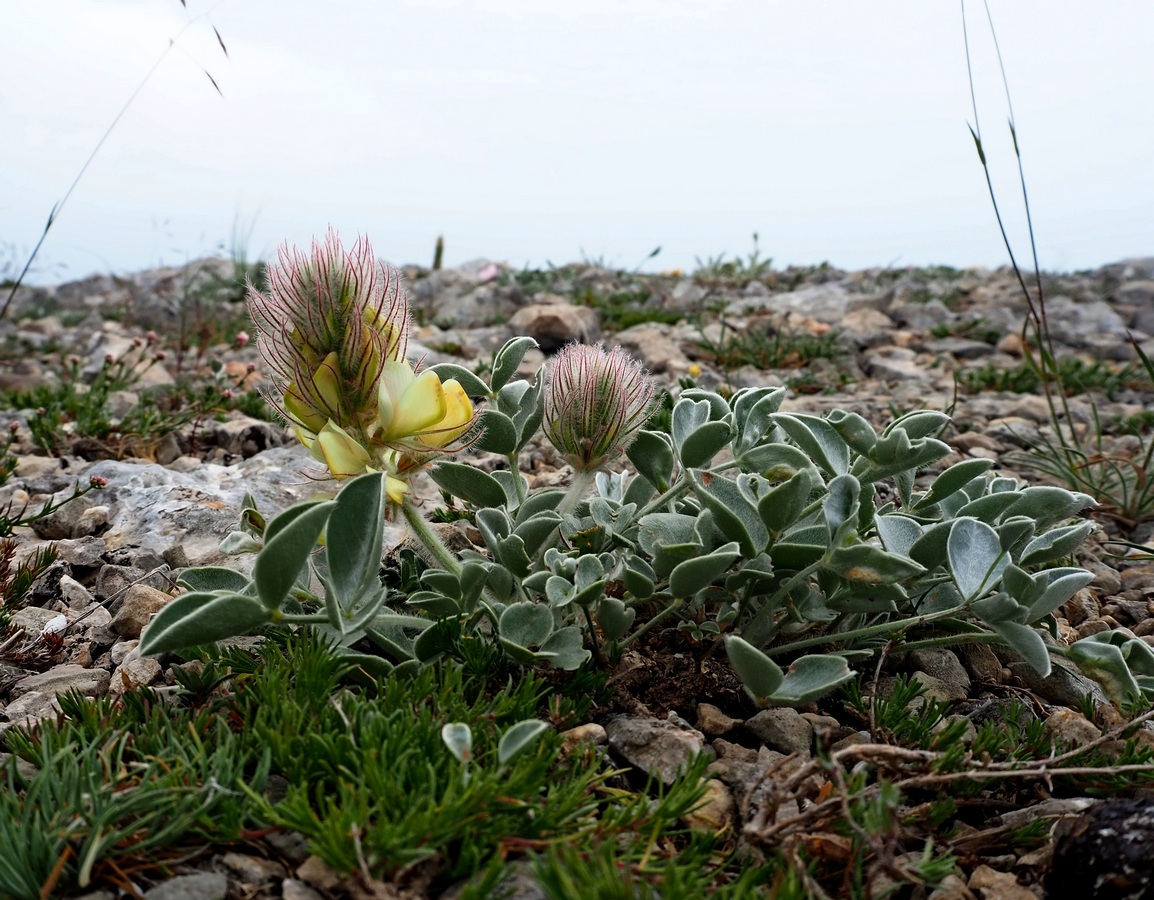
[402,501,461,574]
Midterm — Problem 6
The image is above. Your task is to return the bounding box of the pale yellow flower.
[375,360,474,449]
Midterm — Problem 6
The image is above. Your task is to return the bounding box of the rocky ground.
[1,255,1154,898]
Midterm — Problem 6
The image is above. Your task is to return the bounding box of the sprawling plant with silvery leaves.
[142,232,1151,709]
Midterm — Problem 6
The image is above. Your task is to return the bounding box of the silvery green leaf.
[758,469,814,535]
[326,472,387,610]
[692,508,716,551]
[513,512,563,557]
[575,554,605,590]
[690,470,769,557]
[487,565,516,603]
[496,379,532,417]
[769,654,855,705]
[545,575,576,607]
[769,540,824,571]
[496,534,532,577]
[1069,636,1143,705]
[739,442,818,483]
[515,489,564,523]
[1025,568,1095,622]
[476,508,512,554]
[624,556,655,599]
[916,582,964,615]
[858,437,950,483]
[254,501,334,611]
[652,542,702,578]
[912,458,995,512]
[623,472,656,507]
[970,592,1024,624]
[823,474,861,540]
[499,602,554,647]
[875,515,923,557]
[955,491,1024,524]
[218,531,263,555]
[680,388,730,419]
[1003,486,1096,529]
[725,554,775,592]
[733,387,787,451]
[571,579,606,608]
[671,398,711,453]
[427,363,491,398]
[366,612,432,661]
[178,566,251,594]
[139,591,270,656]
[521,572,551,594]
[724,635,784,703]
[1000,564,1041,607]
[421,570,461,600]
[490,470,528,508]
[626,430,676,492]
[638,512,698,556]
[337,651,394,679]
[474,409,519,454]
[460,562,488,608]
[992,622,1051,677]
[828,409,877,456]
[996,516,1037,555]
[498,719,550,765]
[491,336,539,393]
[263,498,331,543]
[513,376,544,448]
[771,413,849,477]
[239,491,264,536]
[825,543,926,584]
[669,542,740,598]
[413,622,456,662]
[1019,522,1094,567]
[678,420,735,469]
[827,586,901,613]
[441,723,473,763]
[948,517,1008,600]
[406,591,462,617]
[596,596,636,641]
[430,462,507,509]
[538,626,590,670]
[884,409,949,440]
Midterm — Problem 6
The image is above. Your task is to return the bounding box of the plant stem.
[763,605,967,657]
[620,598,682,647]
[634,460,740,520]
[402,502,461,574]
[581,604,603,664]
[556,468,597,518]
[506,453,528,506]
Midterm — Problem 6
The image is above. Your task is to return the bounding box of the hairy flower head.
[543,343,657,472]
[247,229,409,438]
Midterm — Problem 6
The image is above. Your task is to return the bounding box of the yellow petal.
[385,474,409,505]
[387,369,447,440]
[420,379,474,448]
[316,421,371,477]
[376,360,413,434]
[284,382,326,433]
[312,351,343,418]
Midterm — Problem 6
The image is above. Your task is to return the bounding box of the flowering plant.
[142,232,1135,709]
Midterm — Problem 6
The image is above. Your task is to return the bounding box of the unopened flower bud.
[543,343,657,472]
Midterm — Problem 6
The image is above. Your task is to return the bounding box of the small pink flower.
[89,476,108,489]
[234,330,250,348]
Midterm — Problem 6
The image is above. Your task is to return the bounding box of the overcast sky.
[3,1,1152,284]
